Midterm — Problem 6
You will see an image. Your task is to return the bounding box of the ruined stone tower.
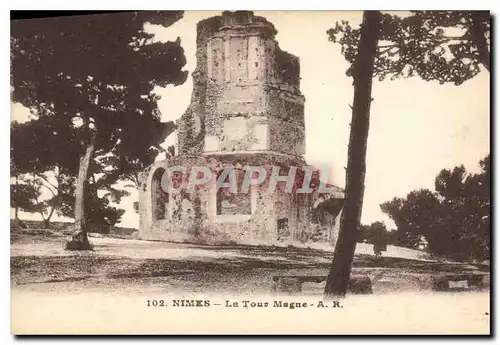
[139,11,344,245]
[176,10,305,159]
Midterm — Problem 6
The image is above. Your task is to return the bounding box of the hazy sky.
[12,11,490,229]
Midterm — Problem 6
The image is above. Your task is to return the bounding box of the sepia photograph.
[10,9,490,335]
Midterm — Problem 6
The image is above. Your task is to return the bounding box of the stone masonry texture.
[139,11,344,246]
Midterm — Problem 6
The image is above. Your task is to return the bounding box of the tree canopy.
[381,155,490,261]
[11,11,187,175]
[328,11,490,85]
[11,11,188,237]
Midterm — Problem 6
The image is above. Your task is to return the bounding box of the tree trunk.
[66,133,96,251]
[13,207,27,228]
[14,175,19,221]
[43,206,55,229]
[324,11,382,299]
[13,176,26,229]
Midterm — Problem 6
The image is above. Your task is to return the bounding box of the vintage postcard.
[10,10,490,335]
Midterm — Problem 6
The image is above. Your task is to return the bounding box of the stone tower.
[139,11,344,246]
[177,11,306,160]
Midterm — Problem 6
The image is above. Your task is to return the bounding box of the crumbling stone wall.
[139,154,307,244]
[176,10,306,158]
[176,16,222,156]
[139,157,343,245]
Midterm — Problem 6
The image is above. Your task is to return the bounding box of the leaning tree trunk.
[43,206,55,229]
[66,133,96,250]
[14,206,26,228]
[324,11,383,299]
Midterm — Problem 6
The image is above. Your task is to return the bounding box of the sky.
[11,11,490,229]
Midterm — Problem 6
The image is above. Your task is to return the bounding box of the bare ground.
[10,230,491,335]
[11,230,490,296]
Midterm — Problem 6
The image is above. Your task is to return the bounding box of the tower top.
[177,11,306,158]
[197,11,278,41]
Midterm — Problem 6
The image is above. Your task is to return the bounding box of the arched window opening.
[151,168,169,221]
[216,168,252,216]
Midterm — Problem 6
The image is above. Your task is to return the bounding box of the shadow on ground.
[10,231,489,294]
